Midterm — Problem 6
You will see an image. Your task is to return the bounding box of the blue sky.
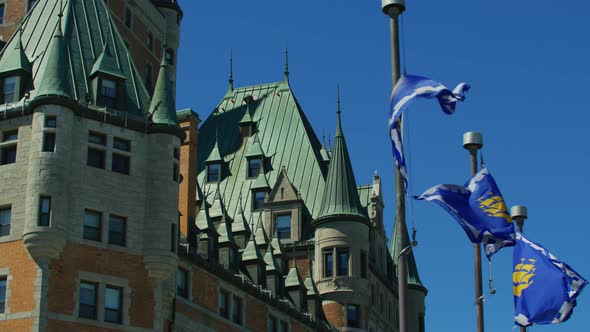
[176,1,589,330]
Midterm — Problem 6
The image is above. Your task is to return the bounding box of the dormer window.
[101,79,117,108]
[247,158,261,178]
[253,191,266,211]
[3,76,17,103]
[276,214,291,239]
[207,163,221,183]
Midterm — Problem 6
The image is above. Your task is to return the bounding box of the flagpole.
[381,1,408,332]
[511,205,528,332]
[463,132,485,332]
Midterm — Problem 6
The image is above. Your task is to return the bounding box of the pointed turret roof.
[242,222,264,262]
[205,131,223,163]
[218,215,237,246]
[304,276,320,297]
[285,263,304,288]
[263,242,281,272]
[35,5,70,99]
[245,133,265,158]
[251,173,270,190]
[148,51,179,127]
[232,196,251,234]
[315,95,367,222]
[390,222,426,293]
[253,214,269,246]
[239,104,254,125]
[0,27,32,75]
[195,195,218,235]
[209,187,228,219]
[90,42,125,80]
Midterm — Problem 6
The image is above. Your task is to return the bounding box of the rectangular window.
[3,76,16,103]
[276,214,291,240]
[279,320,289,332]
[207,164,220,182]
[104,286,122,324]
[87,148,105,169]
[0,277,5,313]
[337,249,349,276]
[83,210,102,241]
[247,158,261,178]
[112,154,130,175]
[88,132,106,145]
[124,8,132,28]
[42,132,56,152]
[38,196,51,226]
[323,250,333,278]
[268,315,277,332]
[0,145,16,165]
[79,282,97,320]
[232,295,243,325]
[113,137,130,152]
[108,215,126,246]
[0,207,11,237]
[253,191,265,211]
[177,268,188,298]
[347,304,360,328]
[170,223,176,253]
[0,4,4,25]
[218,289,229,318]
[361,251,367,279]
[2,130,17,142]
[145,64,153,94]
[44,116,57,128]
[146,32,153,51]
[101,79,117,108]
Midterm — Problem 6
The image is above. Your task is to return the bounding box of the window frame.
[100,78,117,109]
[361,251,368,279]
[323,249,333,278]
[275,213,291,240]
[218,288,229,319]
[336,248,350,276]
[42,132,56,152]
[108,215,126,247]
[177,267,189,298]
[232,295,243,325]
[253,190,266,211]
[78,281,98,320]
[111,153,130,175]
[104,285,123,324]
[113,137,130,152]
[0,276,6,314]
[347,304,361,328]
[38,196,51,226]
[0,206,11,237]
[83,210,102,242]
[2,76,17,104]
[206,163,221,183]
[247,158,261,178]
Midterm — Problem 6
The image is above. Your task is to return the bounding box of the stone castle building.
[0,1,426,331]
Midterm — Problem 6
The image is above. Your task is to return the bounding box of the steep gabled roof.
[197,80,328,223]
[3,0,151,114]
[0,28,32,75]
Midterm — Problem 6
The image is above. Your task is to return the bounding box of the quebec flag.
[514,233,587,327]
[415,168,515,257]
[388,75,470,190]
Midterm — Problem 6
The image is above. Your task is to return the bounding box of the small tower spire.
[336,85,343,137]
[148,45,179,128]
[229,49,234,91]
[284,44,289,81]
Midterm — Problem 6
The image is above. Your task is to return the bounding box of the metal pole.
[381,1,407,332]
[511,205,528,332]
[463,132,484,332]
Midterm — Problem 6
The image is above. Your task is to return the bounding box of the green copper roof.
[316,110,368,222]
[205,134,223,163]
[241,233,263,262]
[196,198,217,235]
[390,221,426,293]
[90,42,126,79]
[198,81,327,224]
[232,196,251,234]
[304,276,320,297]
[149,53,179,127]
[238,104,254,124]
[0,28,32,75]
[251,174,270,190]
[263,242,281,272]
[253,215,269,246]
[245,133,265,158]
[35,9,70,99]
[4,0,151,113]
[209,188,226,219]
[285,264,304,288]
[218,215,236,245]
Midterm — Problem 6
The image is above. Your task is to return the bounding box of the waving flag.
[389,75,470,189]
[514,233,587,327]
[415,168,515,257]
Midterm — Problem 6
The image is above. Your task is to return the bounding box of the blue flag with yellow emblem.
[513,233,588,327]
[415,168,515,257]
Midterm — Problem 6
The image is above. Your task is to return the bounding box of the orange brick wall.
[288,256,311,280]
[178,116,199,241]
[46,319,123,332]
[48,243,155,329]
[323,301,345,328]
[0,0,28,41]
[0,240,37,332]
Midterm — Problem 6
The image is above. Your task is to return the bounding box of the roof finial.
[337,85,341,116]
[229,49,234,90]
[336,85,343,137]
[284,42,289,81]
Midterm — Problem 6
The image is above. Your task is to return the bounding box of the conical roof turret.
[90,42,125,80]
[36,4,71,99]
[232,196,251,234]
[242,219,264,262]
[218,214,236,245]
[148,50,179,127]
[205,130,223,163]
[315,92,367,222]
[285,262,304,288]
[195,194,217,235]
[246,132,265,158]
[390,222,426,293]
[263,242,280,272]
